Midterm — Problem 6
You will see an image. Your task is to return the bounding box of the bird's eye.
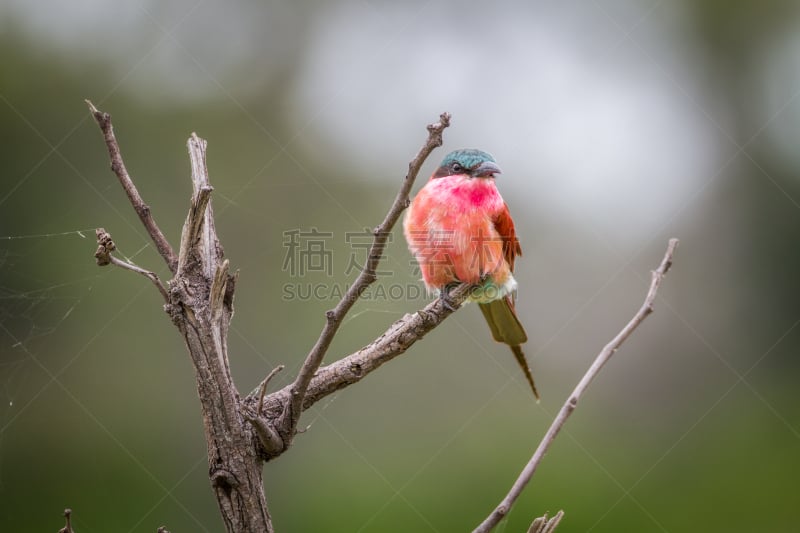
[451,162,463,173]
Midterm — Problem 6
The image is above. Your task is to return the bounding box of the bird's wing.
[493,203,522,272]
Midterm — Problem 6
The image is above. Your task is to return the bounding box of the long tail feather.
[511,345,540,400]
[479,298,539,400]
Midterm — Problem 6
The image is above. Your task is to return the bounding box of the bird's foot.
[439,282,462,311]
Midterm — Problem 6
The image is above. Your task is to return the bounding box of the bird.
[403,148,539,399]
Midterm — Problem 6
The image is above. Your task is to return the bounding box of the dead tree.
[86,101,677,532]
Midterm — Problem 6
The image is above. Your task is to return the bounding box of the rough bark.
[88,103,455,531]
[163,134,272,531]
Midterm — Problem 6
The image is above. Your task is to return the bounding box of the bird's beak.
[473,161,502,178]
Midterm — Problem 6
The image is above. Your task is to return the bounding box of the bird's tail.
[479,297,540,400]
[510,344,539,401]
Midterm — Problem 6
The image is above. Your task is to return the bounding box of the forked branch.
[528,510,564,533]
[278,112,452,435]
[248,282,475,424]
[89,104,270,532]
[473,238,679,533]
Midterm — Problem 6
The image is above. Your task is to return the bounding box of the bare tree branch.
[57,508,74,533]
[278,112,452,437]
[248,282,474,425]
[89,105,271,532]
[89,104,464,530]
[174,133,272,531]
[94,227,169,301]
[86,100,179,273]
[258,365,285,416]
[176,134,215,278]
[473,238,679,533]
[528,510,564,533]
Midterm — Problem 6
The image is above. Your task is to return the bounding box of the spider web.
[0,229,132,491]
[1,231,92,395]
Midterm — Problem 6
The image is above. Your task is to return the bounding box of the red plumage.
[404,150,539,399]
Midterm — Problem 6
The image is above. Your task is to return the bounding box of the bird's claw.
[439,282,461,311]
[441,296,457,311]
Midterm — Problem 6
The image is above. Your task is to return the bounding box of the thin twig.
[258,365,285,416]
[243,365,287,456]
[528,510,564,533]
[278,112,451,435]
[94,228,169,302]
[58,508,74,533]
[107,256,170,302]
[86,100,178,273]
[473,238,679,533]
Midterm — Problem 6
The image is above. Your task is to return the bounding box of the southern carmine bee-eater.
[404,149,539,400]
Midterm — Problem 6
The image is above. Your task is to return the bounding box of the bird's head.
[433,149,502,179]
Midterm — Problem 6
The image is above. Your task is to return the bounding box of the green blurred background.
[1,0,799,531]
